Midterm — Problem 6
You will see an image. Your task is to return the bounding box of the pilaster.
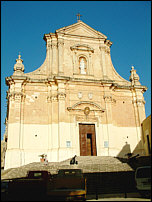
[46,81,52,151]
[47,40,52,76]
[103,84,113,155]
[51,84,59,160]
[99,45,107,79]
[134,89,146,125]
[51,36,58,75]
[58,38,64,75]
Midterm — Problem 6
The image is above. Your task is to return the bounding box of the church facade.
[4,20,147,169]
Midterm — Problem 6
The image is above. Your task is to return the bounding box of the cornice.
[7,75,146,93]
[5,75,27,86]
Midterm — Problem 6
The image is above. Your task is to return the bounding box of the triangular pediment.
[56,20,107,39]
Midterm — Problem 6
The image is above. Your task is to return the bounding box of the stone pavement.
[1,156,134,180]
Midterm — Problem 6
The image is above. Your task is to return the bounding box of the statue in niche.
[80,57,86,74]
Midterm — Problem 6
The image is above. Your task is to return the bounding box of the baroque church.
[4,19,147,170]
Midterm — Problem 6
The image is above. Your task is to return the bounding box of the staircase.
[1,156,133,179]
[2,156,145,195]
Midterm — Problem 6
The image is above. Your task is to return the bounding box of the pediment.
[56,21,107,39]
[67,101,105,112]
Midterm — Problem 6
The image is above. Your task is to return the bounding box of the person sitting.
[70,155,78,165]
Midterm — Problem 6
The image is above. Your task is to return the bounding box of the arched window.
[79,57,87,75]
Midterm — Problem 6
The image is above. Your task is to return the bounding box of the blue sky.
[1,1,151,140]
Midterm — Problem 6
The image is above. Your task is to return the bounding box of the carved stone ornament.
[47,95,52,102]
[129,66,141,86]
[104,39,112,47]
[84,107,90,115]
[132,99,145,106]
[13,54,24,74]
[78,92,83,99]
[8,91,26,101]
[67,101,105,111]
[57,92,66,100]
[88,93,93,100]
[70,44,94,53]
[51,43,57,48]
[51,95,58,101]
[57,40,64,46]
[104,95,112,102]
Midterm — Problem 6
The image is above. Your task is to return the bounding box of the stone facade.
[4,20,147,170]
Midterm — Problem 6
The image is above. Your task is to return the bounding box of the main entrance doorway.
[79,124,97,156]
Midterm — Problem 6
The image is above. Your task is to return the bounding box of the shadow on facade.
[116,140,151,171]
[132,140,144,155]
[116,142,131,158]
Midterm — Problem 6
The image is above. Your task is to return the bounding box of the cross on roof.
[76,13,82,21]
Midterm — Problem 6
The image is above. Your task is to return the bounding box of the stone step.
[2,156,134,180]
[61,156,123,165]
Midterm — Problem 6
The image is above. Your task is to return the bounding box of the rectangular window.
[66,141,71,148]
[104,141,109,148]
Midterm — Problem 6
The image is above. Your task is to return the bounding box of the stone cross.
[76,13,82,21]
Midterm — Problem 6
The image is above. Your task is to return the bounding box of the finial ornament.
[13,53,24,74]
[76,13,82,22]
[129,65,140,86]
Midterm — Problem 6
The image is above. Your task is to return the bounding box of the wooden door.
[79,124,97,156]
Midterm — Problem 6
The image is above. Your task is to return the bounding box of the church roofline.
[55,20,107,38]
[43,20,108,41]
